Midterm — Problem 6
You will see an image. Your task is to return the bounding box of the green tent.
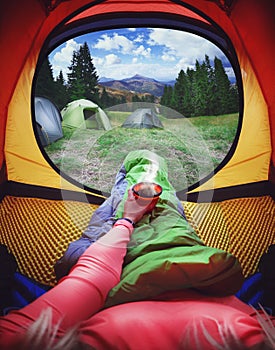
[61,99,112,130]
[122,108,164,129]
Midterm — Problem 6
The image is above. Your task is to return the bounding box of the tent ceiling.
[49,12,229,53]
[47,2,234,65]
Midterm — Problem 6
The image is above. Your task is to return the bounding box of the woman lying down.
[1,150,274,349]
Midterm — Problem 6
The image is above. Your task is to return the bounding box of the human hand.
[123,188,158,224]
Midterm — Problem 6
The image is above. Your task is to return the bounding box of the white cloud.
[134,34,144,43]
[51,39,80,77]
[148,29,223,65]
[93,33,151,58]
[225,67,235,80]
[135,45,151,58]
[161,53,176,62]
[105,54,121,65]
[175,57,195,72]
[93,56,105,66]
[93,33,134,54]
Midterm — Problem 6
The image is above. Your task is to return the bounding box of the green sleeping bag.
[105,150,244,307]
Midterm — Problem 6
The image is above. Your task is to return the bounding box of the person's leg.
[54,163,128,280]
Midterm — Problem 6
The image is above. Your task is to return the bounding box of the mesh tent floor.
[0,195,274,285]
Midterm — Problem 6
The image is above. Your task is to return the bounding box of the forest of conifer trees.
[160,55,239,117]
[36,42,239,117]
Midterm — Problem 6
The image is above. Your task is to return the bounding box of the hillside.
[97,84,158,103]
[99,74,174,97]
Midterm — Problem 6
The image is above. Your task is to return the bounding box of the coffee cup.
[132,182,162,205]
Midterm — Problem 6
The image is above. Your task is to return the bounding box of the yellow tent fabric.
[0,195,273,286]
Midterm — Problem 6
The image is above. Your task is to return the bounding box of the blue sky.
[49,27,235,82]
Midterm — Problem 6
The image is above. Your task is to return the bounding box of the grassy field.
[45,112,239,193]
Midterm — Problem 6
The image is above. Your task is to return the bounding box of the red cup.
[132,182,162,213]
[132,182,162,200]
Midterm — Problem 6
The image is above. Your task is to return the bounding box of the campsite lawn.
[45,112,239,193]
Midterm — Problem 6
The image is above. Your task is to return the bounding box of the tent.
[61,99,112,130]
[122,108,164,129]
[34,96,63,146]
[0,0,274,326]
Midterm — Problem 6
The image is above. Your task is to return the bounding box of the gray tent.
[122,108,164,129]
[34,97,63,146]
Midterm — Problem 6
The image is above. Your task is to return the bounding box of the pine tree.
[204,55,216,115]
[173,70,187,116]
[120,95,127,104]
[54,70,69,109]
[160,85,174,110]
[67,42,99,102]
[55,70,65,87]
[100,87,109,108]
[141,94,155,103]
[36,57,56,100]
[160,85,168,106]
[192,59,209,116]
[132,94,141,102]
[228,84,239,113]
[213,57,232,114]
[185,68,195,117]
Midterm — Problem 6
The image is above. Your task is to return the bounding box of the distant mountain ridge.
[99,74,175,96]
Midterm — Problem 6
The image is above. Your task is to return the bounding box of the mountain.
[97,85,154,103]
[99,74,175,97]
[162,80,176,86]
[99,77,114,83]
